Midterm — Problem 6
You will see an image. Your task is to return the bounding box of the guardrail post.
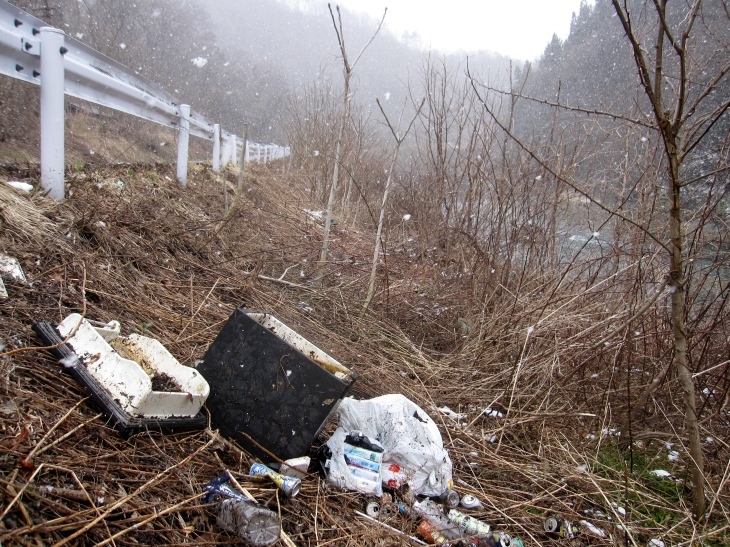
[40,27,66,200]
[244,140,250,163]
[257,144,261,163]
[228,134,237,167]
[176,104,190,186]
[220,137,228,166]
[212,123,220,172]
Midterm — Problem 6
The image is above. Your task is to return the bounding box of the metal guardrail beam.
[0,0,289,197]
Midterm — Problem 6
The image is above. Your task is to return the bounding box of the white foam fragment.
[438,406,467,420]
[5,180,33,193]
[650,469,672,478]
[667,450,679,462]
[649,539,665,547]
[0,254,27,284]
[59,355,78,368]
[482,407,504,418]
[580,520,606,538]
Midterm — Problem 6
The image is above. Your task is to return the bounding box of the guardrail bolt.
[32,27,39,35]
[24,42,33,51]
[14,18,22,27]
[33,70,40,78]
[59,47,68,55]
[15,64,23,72]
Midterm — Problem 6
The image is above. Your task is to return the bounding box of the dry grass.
[0,161,728,546]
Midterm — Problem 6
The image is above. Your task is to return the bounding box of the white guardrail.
[0,0,289,198]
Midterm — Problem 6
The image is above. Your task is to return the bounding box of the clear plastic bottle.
[417,520,448,544]
[412,499,462,540]
[217,498,281,546]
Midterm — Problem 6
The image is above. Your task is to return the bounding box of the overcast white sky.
[335,0,593,60]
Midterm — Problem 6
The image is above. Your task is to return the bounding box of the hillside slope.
[1,162,727,546]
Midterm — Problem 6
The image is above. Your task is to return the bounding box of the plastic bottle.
[218,498,281,547]
[417,520,448,544]
[412,499,462,540]
[203,472,281,547]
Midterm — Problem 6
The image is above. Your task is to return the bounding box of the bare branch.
[682,97,730,161]
[478,85,655,129]
[350,7,387,70]
[327,4,343,54]
[681,56,730,144]
[612,0,663,123]
[651,0,681,54]
[376,97,425,144]
[467,67,670,254]
[673,0,703,127]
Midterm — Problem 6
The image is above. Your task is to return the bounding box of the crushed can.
[544,515,579,539]
[447,508,491,535]
[435,488,461,507]
[250,462,301,498]
[460,494,483,510]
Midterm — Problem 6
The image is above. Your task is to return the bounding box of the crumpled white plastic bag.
[334,394,453,497]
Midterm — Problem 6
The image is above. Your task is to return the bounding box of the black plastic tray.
[197,308,357,461]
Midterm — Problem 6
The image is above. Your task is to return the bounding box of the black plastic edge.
[32,321,207,437]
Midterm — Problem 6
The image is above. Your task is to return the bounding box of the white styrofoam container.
[57,314,209,418]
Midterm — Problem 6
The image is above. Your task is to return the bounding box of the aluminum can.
[544,515,578,539]
[436,488,460,507]
[250,463,301,498]
[447,508,491,535]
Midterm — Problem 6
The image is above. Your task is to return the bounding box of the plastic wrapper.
[325,394,453,498]
[321,428,383,496]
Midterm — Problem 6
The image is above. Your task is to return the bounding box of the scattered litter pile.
[1,165,728,545]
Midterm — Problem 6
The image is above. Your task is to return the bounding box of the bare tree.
[363,98,424,312]
[465,0,728,521]
[315,3,386,284]
[609,0,730,521]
